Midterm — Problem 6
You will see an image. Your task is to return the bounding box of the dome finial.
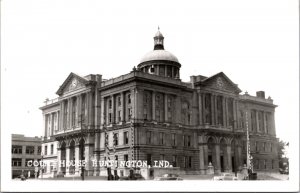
[154,27,164,50]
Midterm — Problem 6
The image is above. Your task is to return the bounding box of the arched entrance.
[220,139,226,172]
[60,142,66,174]
[207,137,214,166]
[69,140,75,174]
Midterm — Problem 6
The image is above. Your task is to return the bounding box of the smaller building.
[11,134,42,178]
[41,137,58,178]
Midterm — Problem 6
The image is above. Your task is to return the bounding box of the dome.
[140,49,179,63]
[155,30,164,38]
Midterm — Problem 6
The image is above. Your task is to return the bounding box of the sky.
[1,0,299,191]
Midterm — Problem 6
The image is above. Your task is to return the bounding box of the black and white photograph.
[1,0,299,192]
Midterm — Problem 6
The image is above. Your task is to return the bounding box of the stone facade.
[40,30,279,178]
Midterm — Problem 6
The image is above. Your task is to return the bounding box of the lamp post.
[41,152,44,180]
[232,119,237,177]
[79,114,85,181]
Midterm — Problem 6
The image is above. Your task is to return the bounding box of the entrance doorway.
[231,156,235,172]
[220,156,224,172]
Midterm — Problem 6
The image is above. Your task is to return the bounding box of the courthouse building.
[40,29,279,178]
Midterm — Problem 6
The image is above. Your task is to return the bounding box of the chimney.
[256,91,265,99]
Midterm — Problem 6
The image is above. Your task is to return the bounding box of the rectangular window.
[171,133,176,146]
[263,142,265,152]
[147,154,152,166]
[118,110,121,122]
[124,154,128,162]
[113,133,119,146]
[12,145,22,154]
[51,144,54,155]
[172,155,177,167]
[38,146,41,154]
[115,155,118,167]
[188,156,192,168]
[109,99,112,109]
[264,160,267,169]
[128,108,132,120]
[187,135,191,147]
[25,159,34,167]
[255,141,258,152]
[159,132,164,145]
[118,96,121,106]
[123,131,129,145]
[44,146,48,155]
[146,131,152,144]
[109,113,112,123]
[26,146,34,154]
[12,158,22,167]
[124,154,128,167]
[128,94,131,104]
[183,135,186,146]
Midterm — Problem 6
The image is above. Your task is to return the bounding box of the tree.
[278,140,289,171]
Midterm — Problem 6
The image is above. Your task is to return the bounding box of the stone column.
[222,96,226,127]
[68,98,72,129]
[111,95,115,124]
[214,144,221,174]
[256,110,259,133]
[85,144,94,176]
[121,92,125,122]
[214,95,218,125]
[59,102,63,131]
[226,145,232,172]
[75,145,80,176]
[77,95,81,127]
[233,100,237,129]
[263,111,267,133]
[51,113,54,136]
[210,94,215,125]
[202,94,206,124]
[225,98,229,127]
[199,145,205,174]
[152,91,156,121]
[57,148,62,174]
[44,114,47,137]
[203,145,208,172]
[57,111,60,133]
[164,93,168,122]
[271,112,276,135]
[198,93,203,125]
[65,146,70,175]
[237,145,242,171]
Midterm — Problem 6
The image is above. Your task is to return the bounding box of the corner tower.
[138,28,181,79]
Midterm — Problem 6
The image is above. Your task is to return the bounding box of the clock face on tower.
[69,79,78,89]
[216,77,224,88]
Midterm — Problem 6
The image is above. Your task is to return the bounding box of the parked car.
[154,174,183,181]
[119,173,145,180]
[279,168,289,174]
[212,173,238,181]
[15,174,26,181]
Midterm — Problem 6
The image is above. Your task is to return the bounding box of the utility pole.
[232,119,237,177]
[80,114,85,181]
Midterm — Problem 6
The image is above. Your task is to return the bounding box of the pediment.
[56,72,88,96]
[199,72,241,94]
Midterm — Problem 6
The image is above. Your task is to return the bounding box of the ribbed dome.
[140,49,179,63]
